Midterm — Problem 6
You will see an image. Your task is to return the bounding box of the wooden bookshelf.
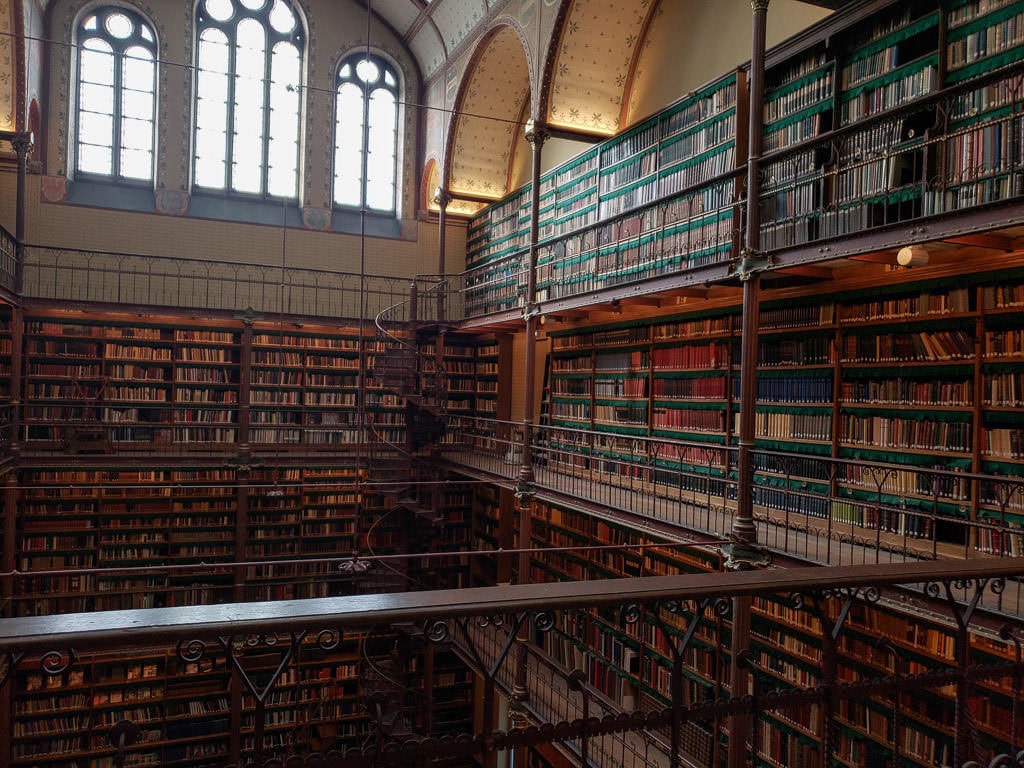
[8,632,473,768]
[526,496,1023,768]
[18,312,403,453]
[465,1,1024,320]
[543,260,1024,554]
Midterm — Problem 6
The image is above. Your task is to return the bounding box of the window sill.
[59,180,403,239]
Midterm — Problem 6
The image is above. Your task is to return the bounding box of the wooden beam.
[775,265,834,279]
[848,251,896,264]
[943,234,1013,251]
[548,310,589,321]
[672,287,710,299]
[621,297,662,308]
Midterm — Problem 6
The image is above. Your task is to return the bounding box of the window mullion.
[225,23,238,193]
[261,33,274,197]
[111,41,124,179]
[364,77,372,210]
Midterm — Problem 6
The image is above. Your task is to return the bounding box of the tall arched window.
[75,7,157,181]
[334,54,399,213]
[193,0,304,197]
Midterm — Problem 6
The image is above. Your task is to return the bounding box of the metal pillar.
[727,4,771,767]
[515,119,547,584]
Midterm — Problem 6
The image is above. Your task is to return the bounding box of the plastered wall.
[24,0,472,292]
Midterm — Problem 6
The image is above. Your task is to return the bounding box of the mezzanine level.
[2,558,1023,768]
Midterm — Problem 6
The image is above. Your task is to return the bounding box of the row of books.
[842,414,972,452]
[840,288,971,321]
[841,63,938,125]
[745,410,833,441]
[947,7,1024,70]
[765,67,834,127]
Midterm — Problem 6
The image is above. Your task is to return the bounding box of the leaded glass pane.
[193,0,303,197]
[122,46,154,93]
[268,0,296,34]
[104,12,132,39]
[333,54,398,213]
[120,148,152,180]
[78,143,113,175]
[204,0,233,22]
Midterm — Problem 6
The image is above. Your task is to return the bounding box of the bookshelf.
[759,41,834,251]
[465,184,533,270]
[427,482,472,590]
[460,1,1024,320]
[528,500,731,766]
[469,73,741,311]
[17,312,401,453]
[542,260,1024,553]
[8,632,474,768]
[525,495,1022,768]
[13,466,238,616]
[945,0,1024,84]
[10,456,477,617]
[837,5,940,126]
[539,147,600,243]
[22,315,240,449]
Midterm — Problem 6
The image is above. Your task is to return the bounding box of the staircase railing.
[362,277,455,553]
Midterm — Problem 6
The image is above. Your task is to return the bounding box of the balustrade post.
[508,634,531,768]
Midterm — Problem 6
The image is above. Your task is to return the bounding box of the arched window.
[75,7,157,181]
[193,0,304,197]
[334,54,399,213]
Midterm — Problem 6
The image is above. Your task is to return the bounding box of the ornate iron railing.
[20,245,414,320]
[457,60,1024,321]
[0,561,1022,768]
[443,416,1024,612]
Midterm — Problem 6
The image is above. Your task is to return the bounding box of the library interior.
[2,0,1024,766]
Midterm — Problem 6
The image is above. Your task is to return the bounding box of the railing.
[458,173,739,320]
[461,252,527,318]
[457,60,1024,322]
[1,561,1022,768]
[443,416,1024,614]
[21,245,414,319]
[757,59,1024,253]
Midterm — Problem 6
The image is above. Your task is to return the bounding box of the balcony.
[1,559,1023,768]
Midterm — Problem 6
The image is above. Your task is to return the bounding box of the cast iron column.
[515,119,547,584]
[730,0,770,559]
[509,120,547,768]
[728,4,771,768]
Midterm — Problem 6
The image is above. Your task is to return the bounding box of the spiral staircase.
[346,280,454,594]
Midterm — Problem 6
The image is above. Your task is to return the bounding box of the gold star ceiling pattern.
[442,0,656,203]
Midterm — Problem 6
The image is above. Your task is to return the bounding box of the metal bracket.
[730,247,773,282]
[522,303,541,322]
[721,535,773,571]
[513,478,536,503]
